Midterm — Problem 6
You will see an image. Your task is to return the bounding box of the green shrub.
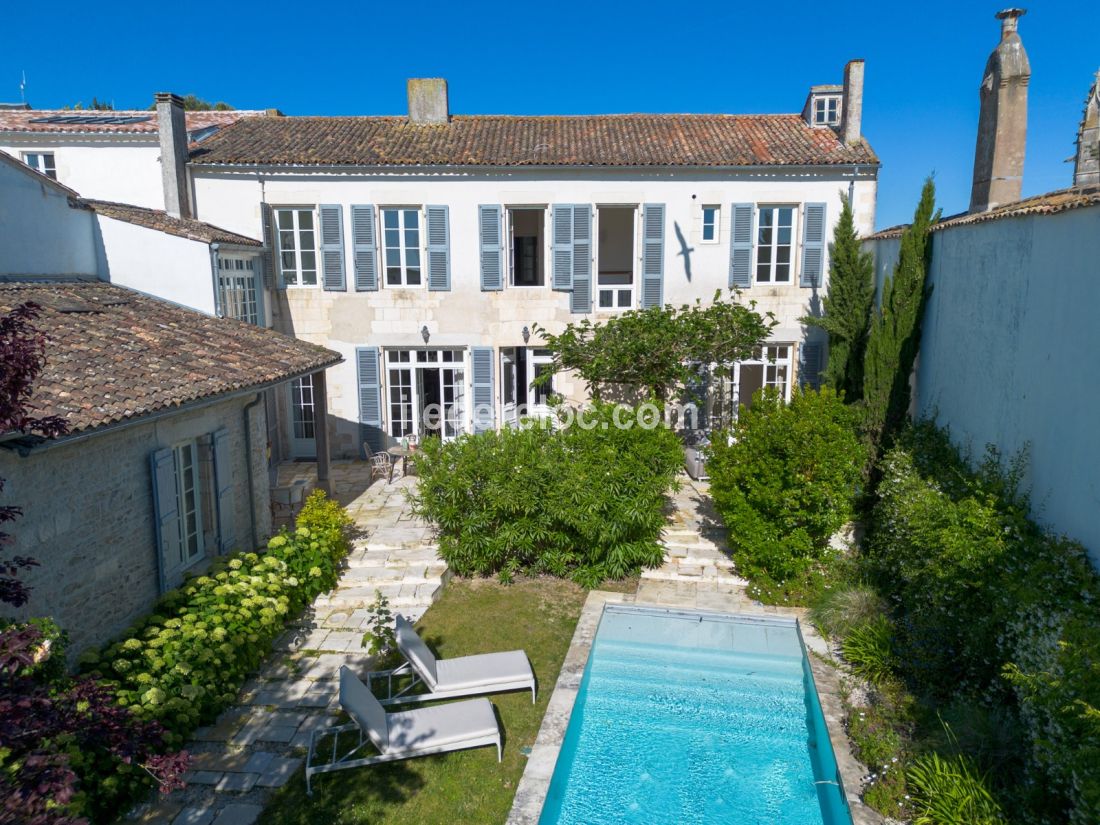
[866,421,1100,823]
[809,583,886,640]
[841,615,897,686]
[705,387,866,601]
[82,491,352,742]
[411,403,682,586]
[906,752,1006,825]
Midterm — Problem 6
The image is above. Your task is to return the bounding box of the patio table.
[386,446,415,482]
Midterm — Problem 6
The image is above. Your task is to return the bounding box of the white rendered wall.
[95,216,216,313]
[0,139,165,209]
[192,167,877,455]
[0,159,98,276]
[913,206,1100,566]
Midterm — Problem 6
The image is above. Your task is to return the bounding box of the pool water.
[539,606,852,825]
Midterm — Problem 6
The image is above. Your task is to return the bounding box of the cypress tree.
[803,195,875,401]
[862,176,939,451]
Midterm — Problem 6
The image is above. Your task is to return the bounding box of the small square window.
[701,206,719,243]
[22,152,57,179]
[813,96,840,126]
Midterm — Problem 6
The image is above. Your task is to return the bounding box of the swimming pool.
[539,605,852,825]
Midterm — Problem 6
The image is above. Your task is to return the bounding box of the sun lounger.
[370,615,536,705]
[304,665,501,793]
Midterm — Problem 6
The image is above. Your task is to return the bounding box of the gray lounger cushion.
[340,665,389,752]
[386,699,499,755]
[435,650,534,692]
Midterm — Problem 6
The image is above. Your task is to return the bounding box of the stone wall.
[0,393,272,659]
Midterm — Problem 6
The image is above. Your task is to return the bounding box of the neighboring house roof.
[0,280,340,437]
[78,199,262,247]
[0,109,267,137]
[189,113,879,168]
[866,186,1100,240]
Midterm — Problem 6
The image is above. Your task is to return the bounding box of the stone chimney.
[407,78,449,125]
[1073,71,1100,189]
[969,9,1030,213]
[840,60,865,144]
[155,92,192,218]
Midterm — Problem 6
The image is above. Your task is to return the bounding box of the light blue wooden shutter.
[800,203,827,288]
[211,427,236,553]
[479,205,503,291]
[551,205,573,290]
[470,346,495,433]
[800,342,823,389]
[319,204,346,291]
[641,203,665,308]
[426,205,451,291]
[729,203,754,289]
[150,447,180,593]
[260,202,283,289]
[356,349,384,452]
[570,205,592,313]
[351,205,378,291]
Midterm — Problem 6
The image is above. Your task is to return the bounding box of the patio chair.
[305,665,501,794]
[370,615,536,706]
[364,442,393,483]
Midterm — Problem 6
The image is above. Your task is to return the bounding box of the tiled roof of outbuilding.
[189,113,879,168]
[79,199,262,247]
[0,281,340,437]
[0,109,264,136]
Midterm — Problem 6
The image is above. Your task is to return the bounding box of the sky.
[5,0,1098,229]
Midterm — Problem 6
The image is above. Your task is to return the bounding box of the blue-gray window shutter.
[479,205,503,291]
[551,205,574,291]
[260,202,283,289]
[211,427,236,554]
[319,204,346,291]
[800,342,823,389]
[356,349,384,452]
[150,447,181,593]
[351,205,378,291]
[800,203,827,288]
[470,346,495,433]
[426,205,451,291]
[729,203,754,289]
[641,203,665,308]
[570,205,592,313]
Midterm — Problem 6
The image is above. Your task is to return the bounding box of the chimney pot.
[996,7,1026,38]
[407,78,449,125]
[841,60,865,145]
[155,92,192,219]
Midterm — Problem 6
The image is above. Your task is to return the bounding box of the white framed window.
[597,205,636,310]
[217,256,259,324]
[755,205,795,284]
[813,96,840,126]
[275,208,318,287]
[291,375,316,440]
[382,207,422,287]
[22,152,56,179]
[701,205,719,243]
[173,440,205,569]
[508,207,546,287]
[734,344,793,408]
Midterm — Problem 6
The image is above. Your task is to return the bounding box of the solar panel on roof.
[28,114,152,125]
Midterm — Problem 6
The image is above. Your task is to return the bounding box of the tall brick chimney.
[1073,71,1100,189]
[969,9,1030,213]
[155,92,192,218]
[407,79,449,125]
[841,60,865,145]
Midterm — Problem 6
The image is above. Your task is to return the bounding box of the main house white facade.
[180,71,878,459]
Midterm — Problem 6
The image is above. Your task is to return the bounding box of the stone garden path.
[123,465,448,825]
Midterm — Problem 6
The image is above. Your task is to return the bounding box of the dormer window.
[813,96,841,126]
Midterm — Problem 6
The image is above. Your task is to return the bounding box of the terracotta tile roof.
[79,199,262,247]
[190,114,879,168]
[0,280,340,436]
[0,109,266,137]
[866,187,1100,240]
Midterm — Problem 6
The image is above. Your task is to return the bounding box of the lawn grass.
[259,576,598,825]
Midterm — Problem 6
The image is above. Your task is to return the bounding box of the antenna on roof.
[20,70,26,105]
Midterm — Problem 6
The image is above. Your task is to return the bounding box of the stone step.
[641,569,748,585]
[315,581,444,610]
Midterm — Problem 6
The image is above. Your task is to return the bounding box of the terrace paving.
[122,464,448,825]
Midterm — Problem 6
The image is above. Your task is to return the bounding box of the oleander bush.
[865,422,1100,823]
[82,491,352,744]
[705,387,867,601]
[410,402,683,587]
